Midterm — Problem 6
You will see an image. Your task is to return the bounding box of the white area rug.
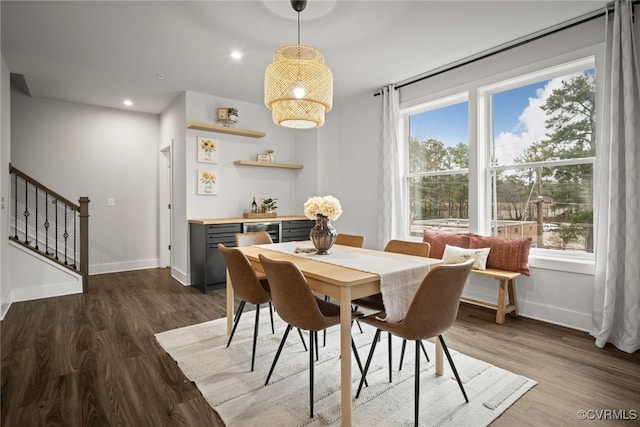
[155,314,536,426]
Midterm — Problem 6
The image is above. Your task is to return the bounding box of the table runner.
[255,241,432,322]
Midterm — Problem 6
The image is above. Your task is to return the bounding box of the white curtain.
[592,0,640,353]
[377,85,406,249]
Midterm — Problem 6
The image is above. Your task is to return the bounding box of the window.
[406,95,469,237]
[404,57,596,257]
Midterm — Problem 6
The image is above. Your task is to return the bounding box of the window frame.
[401,54,599,273]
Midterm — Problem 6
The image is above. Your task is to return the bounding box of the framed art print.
[197,137,217,163]
[197,170,217,195]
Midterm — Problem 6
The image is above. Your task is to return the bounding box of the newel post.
[79,196,90,292]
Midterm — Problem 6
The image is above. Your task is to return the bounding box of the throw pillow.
[468,234,532,276]
[442,244,491,270]
[422,230,470,259]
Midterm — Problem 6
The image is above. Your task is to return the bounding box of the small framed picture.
[197,137,217,164]
[257,154,271,163]
[217,108,228,121]
[197,170,217,195]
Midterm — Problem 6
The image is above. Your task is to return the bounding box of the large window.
[406,95,469,236]
[404,57,596,256]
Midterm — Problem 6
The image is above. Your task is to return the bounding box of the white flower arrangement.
[304,195,343,221]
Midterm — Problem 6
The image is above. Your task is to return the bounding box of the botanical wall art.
[197,136,217,163]
[197,170,217,195]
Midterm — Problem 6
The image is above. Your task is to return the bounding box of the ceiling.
[1,0,608,115]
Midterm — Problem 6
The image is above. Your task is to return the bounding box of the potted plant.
[227,107,238,123]
[260,197,278,214]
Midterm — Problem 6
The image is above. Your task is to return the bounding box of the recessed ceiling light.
[230,50,244,60]
[123,99,133,107]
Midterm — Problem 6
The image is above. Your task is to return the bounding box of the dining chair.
[334,233,365,248]
[235,231,273,284]
[258,254,367,419]
[355,259,474,427]
[351,239,431,375]
[219,244,275,372]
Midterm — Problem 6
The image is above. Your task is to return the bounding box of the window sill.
[528,249,594,275]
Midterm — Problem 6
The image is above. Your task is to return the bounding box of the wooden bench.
[461,268,521,324]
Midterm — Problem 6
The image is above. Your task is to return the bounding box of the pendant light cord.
[297,11,301,45]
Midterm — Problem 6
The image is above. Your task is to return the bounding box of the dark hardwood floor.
[1,268,638,426]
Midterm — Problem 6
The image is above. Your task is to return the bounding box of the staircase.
[9,164,89,291]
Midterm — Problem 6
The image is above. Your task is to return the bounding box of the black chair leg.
[268,301,275,334]
[438,335,469,403]
[356,328,381,398]
[351,337,368,387]
[388,332,393,383]
[297,328,308,352]
[250,303,260,372]
[227,300,246,348]
[414,340,420,427]
[265,325,292,385]
[399,339,430,371]
[309,328,315,418]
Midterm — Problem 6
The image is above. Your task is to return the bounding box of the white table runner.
[255,241,432,322]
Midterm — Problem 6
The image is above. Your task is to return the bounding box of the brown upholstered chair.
[235,231,273,247]
[219,244,275,371]
[258,254,366,419]
[356,259,474,427]
[334,233,365,248]
[352,240,432,371]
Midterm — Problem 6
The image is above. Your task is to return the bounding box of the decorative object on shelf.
[266,149,275,163]
[260,198,278,214]
[304,195,342,254]
[216,107,238,127]
[251,196,258,213]
[264,0,333,129]
[257,154,272,163]
[197,170,217,195]
[197,136,217,163]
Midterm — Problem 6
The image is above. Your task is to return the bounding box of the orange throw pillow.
[422,230,470,259]
[468,234,531,276]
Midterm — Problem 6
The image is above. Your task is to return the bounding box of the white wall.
[11,92,160,274]
[0,51,11,319]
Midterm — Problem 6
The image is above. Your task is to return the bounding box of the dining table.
[227,241,443,427]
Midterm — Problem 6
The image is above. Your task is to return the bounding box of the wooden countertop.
[188,215,310,225]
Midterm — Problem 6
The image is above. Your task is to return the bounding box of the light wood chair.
[259,254,366,419]
[334,233,365,248]
[356,259,474,427]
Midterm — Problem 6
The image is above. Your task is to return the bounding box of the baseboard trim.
[10,280,83,303]
[89,258,160,275]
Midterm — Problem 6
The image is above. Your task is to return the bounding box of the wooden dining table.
[227,242,443,427]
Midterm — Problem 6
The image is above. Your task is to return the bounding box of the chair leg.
[265,325,292,385]
[351,337,368,387]
[356,329,381,398]
[309,328,315,418]
[250,303,260,372]
[438,335,469,403]
[352,305,364,333]
[297,328,308,352]
[399,339,430,371]
[268,301,275,334]
[387,332,393,383]
[414,340,420,427]
[227,300,246,348]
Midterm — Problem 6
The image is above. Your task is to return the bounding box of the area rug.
[155,313,536,426]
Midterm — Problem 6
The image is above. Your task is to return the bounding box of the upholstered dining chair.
[235,231,273,284]
[334,233,365,248]
[219,244,276,372]
[351,239,431,375]
[355,259,474,427]
[258,254,367,419]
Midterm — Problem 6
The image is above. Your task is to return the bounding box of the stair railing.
[9,163,90,291]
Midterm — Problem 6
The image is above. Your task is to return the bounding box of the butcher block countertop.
[189,215,309,225]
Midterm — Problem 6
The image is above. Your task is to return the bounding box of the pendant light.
[264,0,333,129]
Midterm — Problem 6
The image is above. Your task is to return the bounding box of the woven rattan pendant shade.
[265,45,333,129]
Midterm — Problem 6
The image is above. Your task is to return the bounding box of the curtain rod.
[374,1,637,96]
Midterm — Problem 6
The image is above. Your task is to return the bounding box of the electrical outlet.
[107,198,115,207]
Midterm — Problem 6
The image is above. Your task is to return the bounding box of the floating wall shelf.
[186,121,266,138]
[233,160,303,170]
